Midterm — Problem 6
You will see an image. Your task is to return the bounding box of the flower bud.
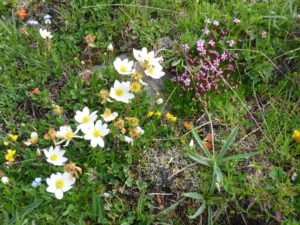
[156,98,163,105]
[107,43,114,52]
[1,176,9,185]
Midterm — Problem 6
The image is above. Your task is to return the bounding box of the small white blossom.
[46,172,75,199]
[107,43,114,52]
[39,28,52,39]
[101,108,118,122]
[109,80,134,103]
[1,177,9,185]
[82,120,110,148]
[74,107,97,131]
[43,146,68,166]
[156,98,163,105]
[113,58,133,75]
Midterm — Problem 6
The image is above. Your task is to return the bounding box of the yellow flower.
[130,82,141,93]
[8,134,18,141]
[165,113,177,123]
[5,155,14,163]
[7,150,16,156]
[147,111,154,117]
[126,117,139,127]
[154,111,161,117]
[53,104,64,115]
[5,149,16,163]
[292,130,300,143]
[4,141,9,146]
[165,113,173,120]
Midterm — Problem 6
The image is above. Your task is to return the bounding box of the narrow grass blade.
[191,126,212,158]
[186,149,212,167]
[137,189,146,219]
[217,127,238,161]
[183,192,205,201]
[92,192,106,223]
[188,203,206,219]
[220,152,258,163]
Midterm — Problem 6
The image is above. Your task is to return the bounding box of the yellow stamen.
[120,65,128,73]
[115,88,124,97]
[82,116,90,124]
[55,179,64,189]
[65,131,74,141]
[93,129,102,138]
[50,154,58,161]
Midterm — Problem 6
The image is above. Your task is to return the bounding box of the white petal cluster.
[74,106,97,131]
[109,80,134,103]
[39,28,52,39]
[82,120,110,148]
[44,146,68,166]
[113,58,133,75]
[46,172,75,199]
[133,47,164,79]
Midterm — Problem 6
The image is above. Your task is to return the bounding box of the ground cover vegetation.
[0,0,299,224]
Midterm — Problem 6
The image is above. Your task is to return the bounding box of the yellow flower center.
[82,116,90,124]
[115,88,125,97]
[131,82,141,93]
[93,129,102,138]
[50,154,58,161]
[55,179,64,189]
[147,66,155,76]
[120,65,128,73]
[65,131,74,141]
[103,109,112,118]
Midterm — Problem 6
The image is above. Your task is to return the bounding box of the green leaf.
[208,206,213,225]
[217,127,238,161]
[137,189,147,219]
[171,59,182,67]
[183,192,205,201]
[188,203,206,219]
[158,198,185,215]
[186,150,212,167]
[220,152,258,163]
[92,192,106,223]
[191,126,212,158]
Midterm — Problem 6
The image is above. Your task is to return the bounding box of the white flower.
[82,120,110,148]
[136,126,144,135]
[1,177,9,185]
[44,14,51,25]
[107,43,114,52]
[39,28,52,39]
[124,135,134,145]
[144,63,165,79]
[46,172,75,199]
[213,20,219,26]
[109,80,134,103]
[74,107,97,131]
[23,132,38,146]
[133,47,162,66]
[27,19,39,26]
[113,58,133,75]
[189,139,194,148]
[56,126,80,146]
[43,146,68,166]
[156,98,163,105]
[101,108,118,122]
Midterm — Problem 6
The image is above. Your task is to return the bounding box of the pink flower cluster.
[171,18,241,100]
